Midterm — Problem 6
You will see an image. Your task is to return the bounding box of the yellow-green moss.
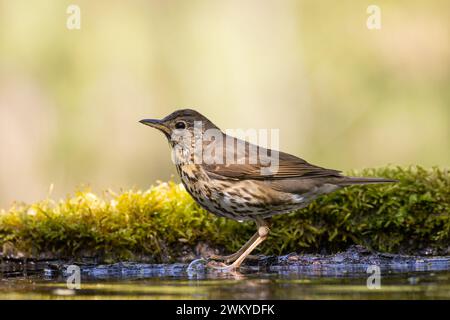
[0,166,449,262]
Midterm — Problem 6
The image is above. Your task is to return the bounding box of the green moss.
[0,166,449,262]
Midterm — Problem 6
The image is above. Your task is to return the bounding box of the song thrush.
[140,109,396,270]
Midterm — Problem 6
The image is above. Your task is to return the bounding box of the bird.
[140,109,396,270]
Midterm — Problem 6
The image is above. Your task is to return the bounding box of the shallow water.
[1,258,449,299]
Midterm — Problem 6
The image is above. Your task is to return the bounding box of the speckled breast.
[176,164,306,221]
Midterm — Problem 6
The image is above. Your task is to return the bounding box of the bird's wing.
[201,137,342,181]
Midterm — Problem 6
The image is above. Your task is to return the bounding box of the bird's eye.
[175,121,186,129]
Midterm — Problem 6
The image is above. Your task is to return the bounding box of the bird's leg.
[207,218,269,271]
[208,231,259,264]
[228,219,269,270]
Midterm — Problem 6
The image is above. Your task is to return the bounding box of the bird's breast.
[176,164,307,220]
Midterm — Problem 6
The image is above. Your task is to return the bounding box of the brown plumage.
[140,109,396,270]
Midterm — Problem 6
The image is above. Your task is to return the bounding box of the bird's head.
[140,109,220,147]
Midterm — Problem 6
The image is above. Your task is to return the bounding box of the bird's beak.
[139,119,170,135]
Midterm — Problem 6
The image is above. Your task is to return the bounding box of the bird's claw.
[187,258,238,272]
[205,260,237,272]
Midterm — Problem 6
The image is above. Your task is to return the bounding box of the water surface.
[1,257,449,299]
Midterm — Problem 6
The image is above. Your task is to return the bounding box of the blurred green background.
[0,0,449,209]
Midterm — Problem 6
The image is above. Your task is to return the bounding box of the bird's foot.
[205,260,239,272]
[207,254,233,263]
[207,254,260,263]
[187,257,240,273]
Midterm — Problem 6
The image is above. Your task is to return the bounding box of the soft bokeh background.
[0,0,449,208]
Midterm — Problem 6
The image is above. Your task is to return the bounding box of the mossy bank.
[0,166,449,263]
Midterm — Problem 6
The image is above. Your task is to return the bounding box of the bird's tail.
[336,176,398,186]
